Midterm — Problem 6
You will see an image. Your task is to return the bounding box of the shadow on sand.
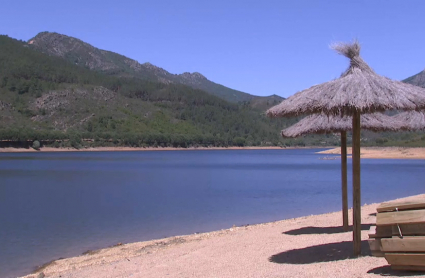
[269,240,371,264]
[367,265,425,276]
[283,224,373,235]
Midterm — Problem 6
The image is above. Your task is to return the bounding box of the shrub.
[32,140,40,150]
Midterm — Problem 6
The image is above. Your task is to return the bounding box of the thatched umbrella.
[281,113,407,137]
[267,41,425,256]
[392,110,425,130]
[281,113,408,232]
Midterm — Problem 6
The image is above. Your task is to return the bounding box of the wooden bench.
[368,197,425,271]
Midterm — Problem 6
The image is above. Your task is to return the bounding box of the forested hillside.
[1,33,424,149]
[0,35,299,148]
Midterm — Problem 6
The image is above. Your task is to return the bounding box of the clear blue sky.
[2,0,424,97]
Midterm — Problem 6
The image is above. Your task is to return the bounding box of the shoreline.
[0,146,318,153]
[21,194,425,278]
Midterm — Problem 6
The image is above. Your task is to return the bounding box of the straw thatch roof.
[267,41,425,117]
[281,113,408,137]
[392,110,425,130]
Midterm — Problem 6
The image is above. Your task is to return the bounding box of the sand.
[318,147,425,159]
[20,194,425,278]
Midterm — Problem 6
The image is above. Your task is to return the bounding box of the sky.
[1,0,424,97]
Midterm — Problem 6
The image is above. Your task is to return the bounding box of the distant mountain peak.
[29,32,85,54]
[180,72,206,80]
[141,62,169,76]
[403,69,425,88]
[29,31,121,71]
[142,62,154,67]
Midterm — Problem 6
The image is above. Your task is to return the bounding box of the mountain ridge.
[29,32,283,104]
[403,68,425,88]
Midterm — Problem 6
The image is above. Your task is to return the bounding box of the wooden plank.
[382,236,425,252]
[377,198,425,213]
[368,238,385,257]
[370,225,393,238]
[392,223,425,236]
[385,253,425,266]
[368,238,381,251]
[352,112,361,257]
[376,209,425,226]
[368,226,376,238]
[371,251,385,257]
[370,223,425,238]
[391,265,425,271]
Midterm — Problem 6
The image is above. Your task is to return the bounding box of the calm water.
[0,149,424,277]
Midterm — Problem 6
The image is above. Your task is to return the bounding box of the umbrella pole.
[341,131,348,231]
[352,111,361,256]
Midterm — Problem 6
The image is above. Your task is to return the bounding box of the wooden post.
[341,131,348,231]
[352,111,361,256]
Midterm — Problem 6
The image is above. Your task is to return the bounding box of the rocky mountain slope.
[403,69,425,88]
[29,32,282,104]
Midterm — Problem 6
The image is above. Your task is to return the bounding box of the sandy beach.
[318,147,425,159]
[20,194,425,278]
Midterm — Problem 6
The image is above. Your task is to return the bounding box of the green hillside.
[0,35,298,148]
[2,33,422,149]
[403,69,425,88]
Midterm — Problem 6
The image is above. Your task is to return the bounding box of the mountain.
[28,32,269,103]
[403,69,425,88]
[0,34,296,148]
[2,34,423,148]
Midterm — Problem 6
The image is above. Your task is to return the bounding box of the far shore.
[21,194,425,278]
[0,145,311,153]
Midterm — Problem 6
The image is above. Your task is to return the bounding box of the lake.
[0,149,424,277]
